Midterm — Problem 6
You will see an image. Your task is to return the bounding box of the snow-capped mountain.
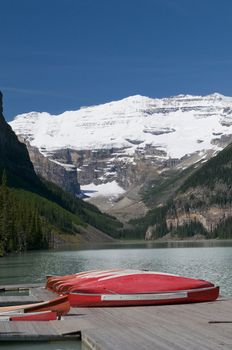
[10,93,232,159]
[9,93,232,218]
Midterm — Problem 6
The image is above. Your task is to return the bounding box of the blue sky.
[1,0,232,120]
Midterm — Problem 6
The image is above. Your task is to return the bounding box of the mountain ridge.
[10,92,232,156]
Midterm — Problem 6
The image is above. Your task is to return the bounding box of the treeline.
[42,179,123,237]
[124,209,232,240]
[0,171,48,255]
[121,205,169,240]
[0,169,123,256]
[0,170,90,256]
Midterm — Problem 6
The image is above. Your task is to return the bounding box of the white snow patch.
[81,181,125,199]
[49,159,76,171]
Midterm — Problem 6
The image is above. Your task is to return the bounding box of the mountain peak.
[207,92,232,104]
[209,92,225,99]
[122,94,150,101]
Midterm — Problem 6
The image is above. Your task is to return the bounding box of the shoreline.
[50,237,232,251]
[2,238,232,257]
[116,237,232,244]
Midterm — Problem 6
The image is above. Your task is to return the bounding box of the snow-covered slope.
[10,93,232,159]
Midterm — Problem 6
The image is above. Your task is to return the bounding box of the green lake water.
[0,240,232,349]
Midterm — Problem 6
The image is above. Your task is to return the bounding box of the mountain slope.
[167,142,232,236]
[129,142,232,240]
[0,92,41,190]
[0,92,121,255]
[9,93,232,219]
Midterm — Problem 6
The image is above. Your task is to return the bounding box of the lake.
[1,240,232,349]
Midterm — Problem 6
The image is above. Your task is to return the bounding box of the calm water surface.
[1,241,232,349]
[1,240,232,296]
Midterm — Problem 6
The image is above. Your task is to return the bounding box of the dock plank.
[0,320,81,341]
[0,295,38,306]
[0,284,231,349]
[0,283,42,290]
[30,286,55,301]
[80,300,232,350]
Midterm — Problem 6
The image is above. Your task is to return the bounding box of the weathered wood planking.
[0,283,42,290]
[0,295,38,306]
[0,320,81,341]
[30,286,55,301]
[0,284,53,306]
[80,300,232,350]
[0,284,231,349]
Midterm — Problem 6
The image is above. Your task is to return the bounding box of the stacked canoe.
[0,295,70,321]
[46,269,220,307]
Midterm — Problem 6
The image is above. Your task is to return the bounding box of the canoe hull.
[10,311,58,321]
[0,295,70,316]
[67,286,219,307]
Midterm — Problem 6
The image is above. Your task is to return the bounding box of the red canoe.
[46,270,97,290]
[46,269,123,293]
[8,311,58,321]
[46,269,219,307]
[0,295,70,316]
[68,286,219,307]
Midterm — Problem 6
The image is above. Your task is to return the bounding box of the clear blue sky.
[1,0,232,121]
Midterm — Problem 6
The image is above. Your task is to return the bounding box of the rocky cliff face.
[166,189,232,232]
[144,200,232,240]
[19,139,81,194]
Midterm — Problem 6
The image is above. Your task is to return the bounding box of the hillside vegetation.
[126,143,232,240]
[0,170,122,255]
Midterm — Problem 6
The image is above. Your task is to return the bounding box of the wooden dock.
[0,284,232,349]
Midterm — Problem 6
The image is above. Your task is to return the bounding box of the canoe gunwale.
[66,286,220,307]
[68,285,219,298]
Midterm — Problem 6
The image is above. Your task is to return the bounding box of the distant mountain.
[10,92,232,157]
[0,92,121,255]
[9,93,232,221]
